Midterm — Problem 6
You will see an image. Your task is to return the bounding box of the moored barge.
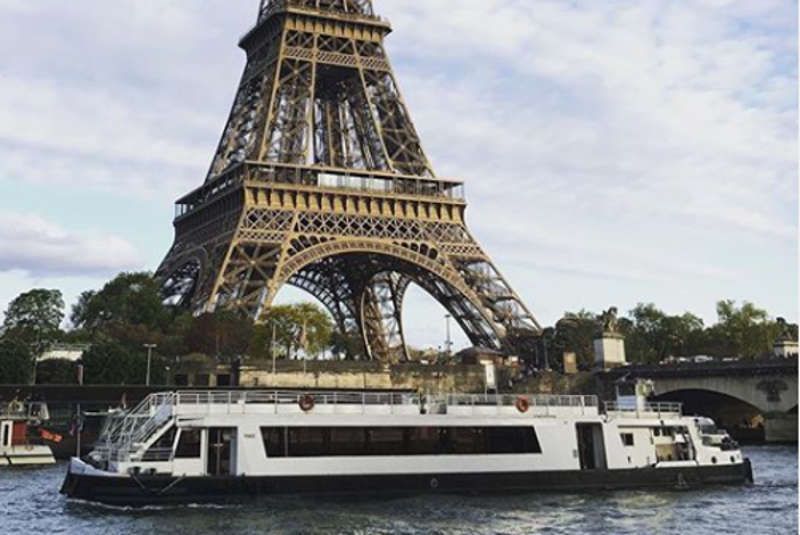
[61,389,752,505]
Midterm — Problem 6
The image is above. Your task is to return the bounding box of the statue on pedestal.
[776,317,796,342]
[594,306,626,369]
[599,307,619,335]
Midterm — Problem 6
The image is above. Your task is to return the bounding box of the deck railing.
[603,401,683,418]
[0,401,49,421]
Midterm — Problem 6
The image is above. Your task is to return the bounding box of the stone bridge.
[606,359,798,442]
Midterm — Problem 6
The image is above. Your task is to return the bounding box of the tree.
[623,304,705,364]
[71,272,169,332]
[2,289,64,356]
[255,303,334,360]
[548,310,598,370]
[329,331,366,360]
[0,338,34,384]
[184,311,254,361]
[35,359,78,385]
[82,341,166,385]
[710,300,774,358]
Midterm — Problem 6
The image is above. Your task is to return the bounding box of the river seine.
[1,445,796,534]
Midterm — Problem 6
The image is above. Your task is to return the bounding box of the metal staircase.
[93,393,176,463]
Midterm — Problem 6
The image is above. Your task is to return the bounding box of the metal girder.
[360,272,410,362]
[157,1,543,363]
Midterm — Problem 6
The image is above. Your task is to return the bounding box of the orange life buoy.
[515,396,530,413]
[299,394,315,412]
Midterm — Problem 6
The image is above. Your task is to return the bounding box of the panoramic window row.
[261,426,542,458]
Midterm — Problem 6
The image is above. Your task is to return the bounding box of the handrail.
[163,390,597,409]
[604,401,683,418]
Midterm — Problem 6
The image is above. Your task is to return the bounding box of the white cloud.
[0,0,795,346]
[0,212,142,276]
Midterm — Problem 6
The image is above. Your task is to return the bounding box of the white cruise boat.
[61,389,752,505]
[1,400,56,466]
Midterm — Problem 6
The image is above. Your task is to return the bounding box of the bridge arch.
[653,388,766,442]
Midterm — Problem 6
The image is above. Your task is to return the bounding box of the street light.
[444,314,453,356]
[143,344,157,386]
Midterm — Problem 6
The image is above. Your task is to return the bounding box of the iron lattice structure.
[157,0,542,362]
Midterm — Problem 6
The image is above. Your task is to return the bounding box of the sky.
[0,0,796,351]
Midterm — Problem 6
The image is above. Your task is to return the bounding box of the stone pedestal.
[594,333,626,370]
[563,352,578,375]
[773,340,799,358]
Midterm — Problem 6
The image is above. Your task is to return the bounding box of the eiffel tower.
[157,0,541,362]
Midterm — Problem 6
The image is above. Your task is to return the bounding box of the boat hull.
[61,459,753,507]
[1,446,56,467]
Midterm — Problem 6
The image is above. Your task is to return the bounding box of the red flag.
[40,428,63,443]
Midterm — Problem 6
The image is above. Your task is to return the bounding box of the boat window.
[329,427,366,456]
[620,433,634,446]
[653,428,661,437]
[288,427,328,456]
[175,428,202,458]
[143,425,176,461]
[261,426,542,457]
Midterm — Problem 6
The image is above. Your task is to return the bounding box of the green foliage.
[255,303,334,359]
[35,359,78,385]
[82,341,167,385]
[545,300,792,366]
[329,331,366,360]
[185,310,254,361]
[70,272,169,332]
[2,289,65,355]
[544,310,597,370]
[623,304,705,364]
[0,338,34,384]
[708,300,775,358]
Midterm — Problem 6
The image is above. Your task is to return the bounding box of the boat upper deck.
[0,401,49,422]
[150,390,602,419]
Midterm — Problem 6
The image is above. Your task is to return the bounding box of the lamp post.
[75,361,84,457]
[143,344,157,386]
[444,314,453,356]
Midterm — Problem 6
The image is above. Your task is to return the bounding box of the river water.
[1,446,796,535]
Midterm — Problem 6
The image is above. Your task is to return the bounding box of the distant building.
[37,344,89,363]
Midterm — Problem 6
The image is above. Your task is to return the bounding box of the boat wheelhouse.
[1,400,56,466]
[61,390,752,505]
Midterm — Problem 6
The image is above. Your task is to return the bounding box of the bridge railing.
[604,401,682,418]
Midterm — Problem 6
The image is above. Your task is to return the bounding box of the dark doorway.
[207,427,236,476]
[576,423,607,470]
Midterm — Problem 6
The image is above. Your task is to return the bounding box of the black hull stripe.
[62,460,753,507]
